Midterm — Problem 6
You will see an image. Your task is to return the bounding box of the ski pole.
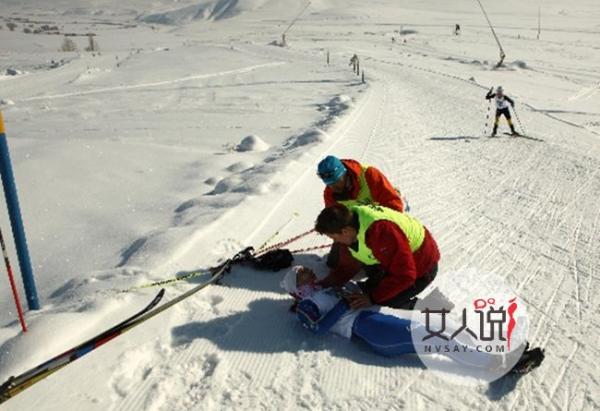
[484,97,492,136]
[290,243,332,254]
[256,212,299,253]
[512,105,527,136]
[0,225,27,332]
[255,228,315,257]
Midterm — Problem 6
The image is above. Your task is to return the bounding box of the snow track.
[2,1,599,409]
[107,55,599,409]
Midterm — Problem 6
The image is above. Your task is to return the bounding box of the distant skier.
[281,265,545,374]
[486,86,518,136]
[349,54,359,74]
[454,24,461,35]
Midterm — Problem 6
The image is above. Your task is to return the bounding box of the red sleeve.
[365,220,417,303]
[324,187,337,207]
[364,167,404,212]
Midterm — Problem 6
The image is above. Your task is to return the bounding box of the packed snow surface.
[0,0,599,409]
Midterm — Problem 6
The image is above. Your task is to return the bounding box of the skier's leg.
[352,311,416,356]
[492,110,500,136]
[354,312,502,367]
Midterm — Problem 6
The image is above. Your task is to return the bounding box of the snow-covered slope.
[0,0,599,409]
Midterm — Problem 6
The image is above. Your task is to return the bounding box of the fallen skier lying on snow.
[280,265,544,376]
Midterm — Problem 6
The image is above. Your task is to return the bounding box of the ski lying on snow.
[0,288,165,403]
[0,248,251,404]
[501,132,543,141]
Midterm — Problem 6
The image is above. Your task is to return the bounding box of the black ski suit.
[486,90,516,135]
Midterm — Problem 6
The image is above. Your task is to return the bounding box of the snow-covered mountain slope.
[0,0,599,409]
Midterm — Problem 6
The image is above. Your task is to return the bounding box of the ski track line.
[504,156,596,336]
[570,217,584,325]
[548,342,580,404]
[584,206,600,305]
[22,62,285,101]
[436,147,540,267]
[525,378,563,411]
[356,78,388,162]
[555,169,600,233]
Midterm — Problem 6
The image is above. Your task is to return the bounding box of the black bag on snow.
[251,249,294,271]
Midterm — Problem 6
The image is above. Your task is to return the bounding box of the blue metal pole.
[0,112,39,310]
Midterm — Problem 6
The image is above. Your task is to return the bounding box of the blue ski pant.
[352,311,416,356]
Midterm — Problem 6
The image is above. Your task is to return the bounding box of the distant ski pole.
[475,0,506,67]
[0,225,27,332]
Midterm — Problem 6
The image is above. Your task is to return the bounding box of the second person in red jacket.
[315,204,440,310]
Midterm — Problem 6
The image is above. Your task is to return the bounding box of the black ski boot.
[491,125,498,137]
[510,346,545,374]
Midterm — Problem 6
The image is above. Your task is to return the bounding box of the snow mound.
[510,60,529,69]
[235,135,270,152]
[204,176,219,185]
[0,98,15,106]
[211,175,244,195]
[5,68,25,76]
[226,161,254,172]
[138,0,269,25]
[330,94,352,106]
[287,128,327,149]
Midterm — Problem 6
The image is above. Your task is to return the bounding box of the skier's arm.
[485,88,494,99]
[317,245,362,288]
[364,167,404,212]
[318,268,356,288]
[296,299,350,335]
[365,221,418,303]
[505,95,515,106]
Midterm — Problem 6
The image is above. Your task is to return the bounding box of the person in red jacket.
[315,204,440,310]
[317,155,406,287]
[318,156,404,211]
